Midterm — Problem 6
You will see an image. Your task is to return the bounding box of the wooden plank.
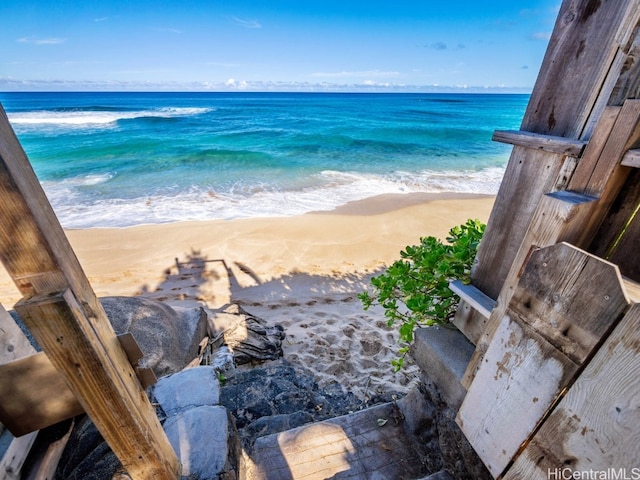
[22,419,74,480]
[0,106,179,479]
[511,243,631,364]
[589,168,640,277]
[15,290,179,479]
[457,314,579,477]
[470,0,640,319]
[572,100,640,250]
[492,130,586,156]
[465,101,637,388]
[0,352,83,437]
[621,148,640,167]
[569,100,640,196]
[451,299,487,346]
[608,22,640,106]
[458,243,633,477]
[504,303,640,479]
[522,0,640,139]
[449,280,495,320]
[0,303,38,478]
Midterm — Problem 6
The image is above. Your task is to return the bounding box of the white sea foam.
[8,107,213,127]
[45,167,505,229]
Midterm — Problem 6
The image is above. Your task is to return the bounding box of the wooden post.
[0,105,179,479]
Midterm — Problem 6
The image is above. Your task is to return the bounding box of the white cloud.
[17,36,65,45]
[94,17,109,22]
[311,70,400,78]
[0,78,534,94]
[231,16,262,29]
[531,31,551,41]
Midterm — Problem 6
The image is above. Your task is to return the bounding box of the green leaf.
[359,218,485,370]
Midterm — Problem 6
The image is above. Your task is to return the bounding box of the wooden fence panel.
[457,243,632,477]
[504,303,640,479]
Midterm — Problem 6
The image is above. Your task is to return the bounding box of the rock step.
[244,402,431,480]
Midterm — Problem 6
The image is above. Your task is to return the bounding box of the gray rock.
[163,406,231,480]
[152,366,221,417]
[101,296,208,377]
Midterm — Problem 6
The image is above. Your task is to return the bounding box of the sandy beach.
[0,192,494,399]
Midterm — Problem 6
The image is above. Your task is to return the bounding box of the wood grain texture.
[463,192,598,388]
[621,148,640,167]
[471,147,572,300]
[511,243,630,364]
[522,0,640,139]
[492,130,586,156]
[505,303,640,479]
[457,314,579,477]
[15,291,179,480]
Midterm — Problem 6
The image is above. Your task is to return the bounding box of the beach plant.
[359,218,485,370]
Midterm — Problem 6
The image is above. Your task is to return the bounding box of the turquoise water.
[0,92,528,228]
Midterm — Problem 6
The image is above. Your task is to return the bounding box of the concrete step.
[410,325,475,410]
[244,402,431,480]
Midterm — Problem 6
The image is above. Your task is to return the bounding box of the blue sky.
[1,1,560,92]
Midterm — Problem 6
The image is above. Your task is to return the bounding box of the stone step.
[244,402,431,480]
[409,325,475,410]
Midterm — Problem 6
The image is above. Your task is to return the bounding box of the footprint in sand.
[359,331,384,356]
[342,326,356,338]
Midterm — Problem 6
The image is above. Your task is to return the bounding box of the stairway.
[244,402,433,480]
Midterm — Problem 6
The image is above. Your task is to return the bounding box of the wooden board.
[621,148,640,167]
[0,431,38,480]
[504,303,640,479]
[522,0,640,139]
[457,314,579,477]
[0,352,83,437]
[511,243,630,364]
[458,243,633,477]
[1,303,36,365]
[588,168,640,281]
[492,130,586,156]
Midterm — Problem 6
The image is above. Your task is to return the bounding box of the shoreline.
[0,191,495,398]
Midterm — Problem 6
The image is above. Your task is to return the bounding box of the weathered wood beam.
[621,148,640,167]
[449,280,495,320]
[492,130,586,157]
[0,105,179,479]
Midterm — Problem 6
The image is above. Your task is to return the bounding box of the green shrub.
[358,219,485,370]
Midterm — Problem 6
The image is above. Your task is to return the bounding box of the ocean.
[0,92,528,229]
